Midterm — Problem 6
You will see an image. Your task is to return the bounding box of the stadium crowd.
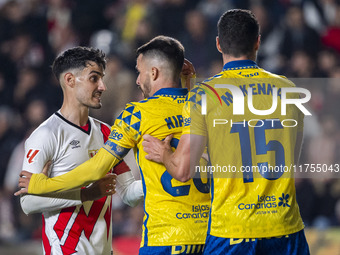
[0,0,339,250]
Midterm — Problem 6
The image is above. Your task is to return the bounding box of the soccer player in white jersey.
[143,9,310,255]
[19,46,143,255]
[16,37,210,255]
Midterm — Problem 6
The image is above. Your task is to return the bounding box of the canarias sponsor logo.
[176,204,210,220]
[238,194,290,211]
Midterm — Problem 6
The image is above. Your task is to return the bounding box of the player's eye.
[90,76,99,82]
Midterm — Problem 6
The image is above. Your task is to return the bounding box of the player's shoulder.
[259,68,296,87]
[26,113,59,145]
[117,101,142,118]
[88,116,110,129]
[30,113,59,135]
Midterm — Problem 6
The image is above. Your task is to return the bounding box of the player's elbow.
[123,197,142,207]
[176,174,191,182]
[20,196,35,215]
[175,165,192,182]
[118,180,144,207]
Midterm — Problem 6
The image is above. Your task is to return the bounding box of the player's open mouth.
[93,92,102,100]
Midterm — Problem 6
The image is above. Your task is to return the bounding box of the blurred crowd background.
[0,0,339,254]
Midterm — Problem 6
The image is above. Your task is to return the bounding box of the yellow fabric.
[183,62,305,238]
[102,88,210,246]
[28,88,210,246]
[28,148,121,194]
[122,3,147,42]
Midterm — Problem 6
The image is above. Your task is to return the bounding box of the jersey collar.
[222,60,258,71]
[153,88,188,96]
[55,111,92,135]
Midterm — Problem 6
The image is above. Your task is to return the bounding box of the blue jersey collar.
[153,87,188,96]
[222,60,258,71]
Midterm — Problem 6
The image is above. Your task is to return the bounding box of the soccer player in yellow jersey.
[16,36,210,254]
[142,10,310,255]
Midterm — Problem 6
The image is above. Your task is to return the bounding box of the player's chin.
[91,102,102,109]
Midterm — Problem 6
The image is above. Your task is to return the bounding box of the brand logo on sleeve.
[26,149,40,164]
[109,130,123,141]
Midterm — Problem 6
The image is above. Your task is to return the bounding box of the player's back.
[110,88,210,247]
[187,60,304,238]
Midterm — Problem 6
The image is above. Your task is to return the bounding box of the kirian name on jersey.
[165,115,184,130]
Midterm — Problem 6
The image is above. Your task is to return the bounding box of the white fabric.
[20,112,113,255]
[116,172,143,207]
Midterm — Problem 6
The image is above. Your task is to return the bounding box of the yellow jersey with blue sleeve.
[26,88,210,247]
[105,88,210,247]
[183,60,305,238]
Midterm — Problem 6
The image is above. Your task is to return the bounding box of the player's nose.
[136,75,141,86]
[98,79,107,91]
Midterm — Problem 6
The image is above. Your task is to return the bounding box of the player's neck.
[150,79,179,97]
[60,104,89,127]
[222,53,256,65]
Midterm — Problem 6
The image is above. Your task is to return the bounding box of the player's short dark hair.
[217,9,260,57]
[136,35,184,80]
[52,46,106,81]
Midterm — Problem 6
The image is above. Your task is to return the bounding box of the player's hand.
[14,161,52,196]
[143,134,173,163]
[41,160,52,176]
[14,171,32,196]
[181,58,196,90]
[81,173,117,202]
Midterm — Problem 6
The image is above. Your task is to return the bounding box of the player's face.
[74,61,106,109]
[136,54,152,98]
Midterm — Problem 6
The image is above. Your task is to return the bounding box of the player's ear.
[151,67,159,81]
[64,72,76,88]
[216,36,222,53]
[254,35,261,51]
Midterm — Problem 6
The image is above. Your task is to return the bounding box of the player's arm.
[111,160,144,207]
[15,104,140,196]
[18,128,88,213]
[16,147,122,195]
[143,133,206,182]
[21,172,116,215]
[116,172,143,207]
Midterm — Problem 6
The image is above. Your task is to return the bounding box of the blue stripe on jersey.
[137,149,149,246]
[201,73,223,83]
[139,88,188,104]
[103,140,130,159]
[222,60,258,71]
[153,88,188,96]
[207,174,214,235]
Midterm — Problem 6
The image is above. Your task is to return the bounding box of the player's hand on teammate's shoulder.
[143,134,173,163]
[81,173,117,202]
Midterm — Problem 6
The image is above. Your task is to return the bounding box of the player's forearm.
[116,172,144,207]
[20,191,82,215]
[28,148,121,194]
[163,150,192,182]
